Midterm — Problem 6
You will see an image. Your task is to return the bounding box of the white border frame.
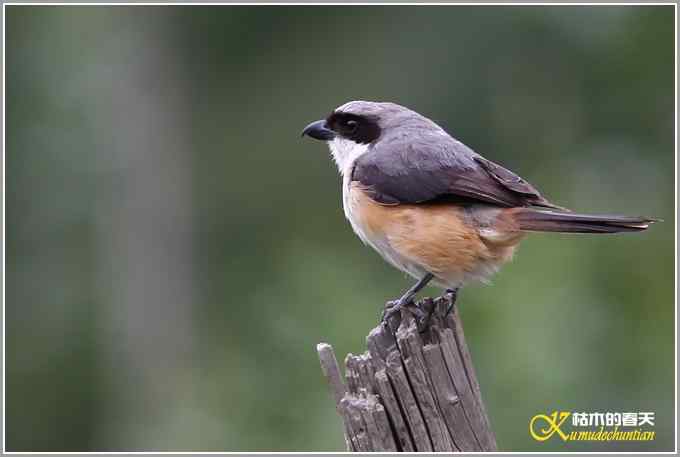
[0,2,676,455]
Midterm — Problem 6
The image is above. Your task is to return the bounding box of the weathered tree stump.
[317,294,497,452]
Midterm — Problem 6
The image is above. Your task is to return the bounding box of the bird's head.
[302,101,434,173]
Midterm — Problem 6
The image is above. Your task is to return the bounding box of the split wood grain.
[317,294,497,452]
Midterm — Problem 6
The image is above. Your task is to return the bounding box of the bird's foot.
[381,273,435,326]
[381,297,427,324]
[444,288,459,317]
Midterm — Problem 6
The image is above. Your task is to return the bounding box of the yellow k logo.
[529,411,571,442]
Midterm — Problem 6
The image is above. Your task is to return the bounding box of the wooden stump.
[317,294,497,452]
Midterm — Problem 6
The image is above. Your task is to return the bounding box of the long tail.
[513,208,658,234]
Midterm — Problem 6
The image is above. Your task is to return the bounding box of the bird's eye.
[346,120,358,132]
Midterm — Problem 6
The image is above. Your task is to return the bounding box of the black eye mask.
[326,112,381,144]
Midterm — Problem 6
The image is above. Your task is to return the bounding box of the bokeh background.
[5,5,675,452]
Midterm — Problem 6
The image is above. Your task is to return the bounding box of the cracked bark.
[317,295,497,452]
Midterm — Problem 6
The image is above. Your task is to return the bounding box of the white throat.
[327,137,371,240]
[328,137,370,176]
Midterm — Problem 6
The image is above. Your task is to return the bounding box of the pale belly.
[343,181,524,288]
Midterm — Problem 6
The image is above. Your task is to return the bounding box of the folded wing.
[352,130,564,210]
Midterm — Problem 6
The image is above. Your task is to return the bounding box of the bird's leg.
[444,287,459,317]
[382,273,434,322]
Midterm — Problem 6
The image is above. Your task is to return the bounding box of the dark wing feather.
[352,129,563,210]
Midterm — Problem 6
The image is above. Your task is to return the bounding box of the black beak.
[301,119,335,141]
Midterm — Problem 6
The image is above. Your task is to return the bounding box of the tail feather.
[514,209,659,234]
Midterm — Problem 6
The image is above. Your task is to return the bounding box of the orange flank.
[348,182,524,286]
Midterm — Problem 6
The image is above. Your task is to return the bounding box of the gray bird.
[302,101,656,322]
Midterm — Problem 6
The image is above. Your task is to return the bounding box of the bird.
[301,101,656,323]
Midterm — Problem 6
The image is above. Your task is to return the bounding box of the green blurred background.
[5,5,675,452]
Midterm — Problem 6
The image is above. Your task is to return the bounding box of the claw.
[381,297,426,323]
[380,273,435,325]
[381,299,401,321]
